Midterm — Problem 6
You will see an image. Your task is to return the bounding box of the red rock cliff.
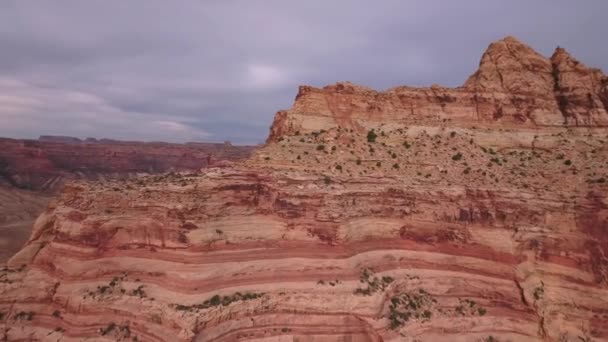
[2,36,608,342]
[268,36,608,142]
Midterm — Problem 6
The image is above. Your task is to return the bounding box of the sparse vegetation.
[353,269,393,295]
[452,152,463,161]
[100,322,116,336]
[367,129,378,143]
[388,288,436,330]
[454,298,487,317]
[174,292,265,312]
[131,285,146,298]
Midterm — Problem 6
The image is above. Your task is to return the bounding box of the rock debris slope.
[2,37,608,342]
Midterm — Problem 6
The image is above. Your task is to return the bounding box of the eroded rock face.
[0,137,256,263]
[268,36,608,142]
[2,37,608,342]
[0,137,256,192]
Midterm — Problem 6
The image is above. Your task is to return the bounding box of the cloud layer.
[0,0,606,144]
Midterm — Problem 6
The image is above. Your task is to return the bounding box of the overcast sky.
[0,1,606,144]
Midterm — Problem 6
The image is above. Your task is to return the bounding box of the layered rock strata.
[1,37,607,342]
[0,137,256,193]
[268,36,608,142]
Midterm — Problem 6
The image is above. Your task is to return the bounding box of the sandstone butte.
[1,36,607,342]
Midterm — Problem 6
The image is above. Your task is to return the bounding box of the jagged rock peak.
[266,36,608,142]
[550,46,595,73]
[463,36,554,92]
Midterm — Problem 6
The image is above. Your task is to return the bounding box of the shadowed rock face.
[2,37,608,342]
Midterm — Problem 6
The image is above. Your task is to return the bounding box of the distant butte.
[2,37,608,342]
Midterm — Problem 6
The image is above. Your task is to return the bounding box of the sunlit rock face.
[2,37,608,342]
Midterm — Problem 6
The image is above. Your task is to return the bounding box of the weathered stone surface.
[268,37,608,142]
[0,137,255,263]
[1,37,607,342]
[0,137,256,192]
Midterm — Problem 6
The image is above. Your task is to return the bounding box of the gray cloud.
[0,0,606,144]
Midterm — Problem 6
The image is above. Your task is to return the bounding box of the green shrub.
[452,153,463,161]
[367,129,378,143]
[100,322,116,336]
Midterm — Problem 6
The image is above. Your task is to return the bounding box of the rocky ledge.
[1,37,607,342]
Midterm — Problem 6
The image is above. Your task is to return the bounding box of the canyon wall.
[0,137,256,263]
[0,137,255,193]
[1,37,607,342]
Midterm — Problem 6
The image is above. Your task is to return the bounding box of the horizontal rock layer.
[2,37,608,342]
[268,37,608,142]
[0,137,255,193]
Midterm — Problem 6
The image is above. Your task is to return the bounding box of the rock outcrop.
[268,36,608,142]
[2,37,607,342]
